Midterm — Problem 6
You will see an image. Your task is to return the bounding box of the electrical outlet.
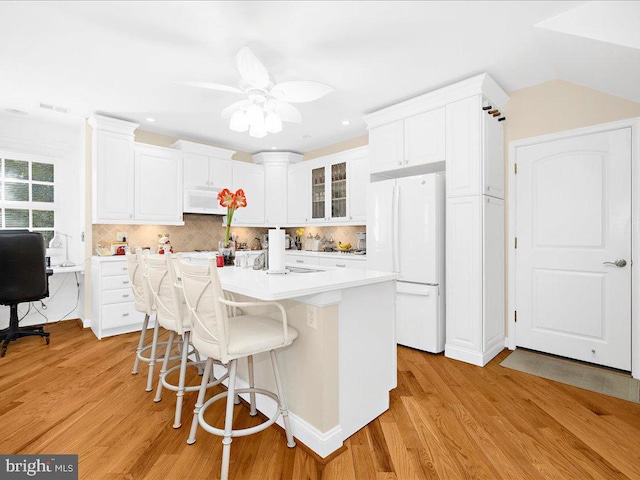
[306,305,317,329]
[116,231,128,242]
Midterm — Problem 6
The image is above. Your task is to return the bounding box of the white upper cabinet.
[347,148,369,223]
[369,108,445,175]
[183,152,233,190]
[89,116,184,225]
[369,121,404,173]
[174,140,236,215]
[134,144,183,223]
[404,108,446,167]
[264,161,288,226]
[231,161,264,225]
[183,152,209,189]
[253,152,302,227]
[288,163,310,224]
[445,94,504,199]
[89,115,138,223]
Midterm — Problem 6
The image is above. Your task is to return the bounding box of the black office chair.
[0,230,53,357]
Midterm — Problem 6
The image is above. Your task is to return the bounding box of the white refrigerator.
[366,172,445,353]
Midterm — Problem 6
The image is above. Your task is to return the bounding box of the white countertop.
[191,260,395,301]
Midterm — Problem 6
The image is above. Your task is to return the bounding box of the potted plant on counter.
[218,188,247,265]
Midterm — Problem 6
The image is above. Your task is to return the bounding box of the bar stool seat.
[179,258,298,480]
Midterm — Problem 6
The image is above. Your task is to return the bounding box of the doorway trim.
[507,117,640,378]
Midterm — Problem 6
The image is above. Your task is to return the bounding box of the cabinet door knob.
[397,161,402,166]
[404,160,408,165]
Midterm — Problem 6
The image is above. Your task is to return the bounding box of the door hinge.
[514,311,517,323]
[514,163,518,174]
[514,237,518,249]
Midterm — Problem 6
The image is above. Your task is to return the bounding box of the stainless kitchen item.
[284,235,294,249]
[357,232,366,252]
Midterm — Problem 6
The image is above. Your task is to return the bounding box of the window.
[0,156,56,245]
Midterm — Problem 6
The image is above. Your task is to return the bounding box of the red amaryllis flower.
[234,189,247,208]
[217,188,235,208]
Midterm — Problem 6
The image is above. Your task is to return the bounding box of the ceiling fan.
[183,47,334,138]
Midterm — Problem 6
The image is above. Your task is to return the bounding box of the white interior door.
[515,128,632,370]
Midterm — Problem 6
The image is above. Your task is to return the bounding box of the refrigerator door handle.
[392,184,400,273]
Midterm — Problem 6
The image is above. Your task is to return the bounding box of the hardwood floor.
[2,321,640,479]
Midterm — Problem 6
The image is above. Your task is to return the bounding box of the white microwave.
[183,188,226,215]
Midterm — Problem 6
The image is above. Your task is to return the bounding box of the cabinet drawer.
[103,275,131,291]
[101,261,129,277]
[318,257,366,269]
[103,288,135,305]
[102,302,142,329]
[285,255,320,266]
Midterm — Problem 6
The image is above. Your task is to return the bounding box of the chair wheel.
[45,337,50,345]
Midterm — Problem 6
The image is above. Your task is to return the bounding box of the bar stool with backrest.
[179,258,298,480]
[126,251,166,392]
[143,253,227,429]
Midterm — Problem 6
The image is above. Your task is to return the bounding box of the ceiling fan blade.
[179,81,242,94]
[271,81,334,103]
[266,100,302,124]
[221,99,253,119]
[236,47,270,89]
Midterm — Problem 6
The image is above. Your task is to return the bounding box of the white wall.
[0,111,86,327]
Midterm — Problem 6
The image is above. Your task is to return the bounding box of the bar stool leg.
[247,355,257,416]
[132,313,150,374]
[146,322,161,392]
[173,331,190,428]
[154,331,175,402]
[220,359,238,480]
[187,357,213,445]
[270,350,296,448]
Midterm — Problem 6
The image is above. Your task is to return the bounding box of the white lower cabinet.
[318,257,366,270]
[445,195,504,366]
[91,257,150,339]
[285,253,366,269]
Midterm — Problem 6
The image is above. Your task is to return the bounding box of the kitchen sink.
[286,266,323,273]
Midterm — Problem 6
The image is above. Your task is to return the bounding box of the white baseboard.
[445,340,504,367]
[212,364,344,458]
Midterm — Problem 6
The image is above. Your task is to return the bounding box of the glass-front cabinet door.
[311,166,325,220]
[310,161,348,222]
[330,162,347,219]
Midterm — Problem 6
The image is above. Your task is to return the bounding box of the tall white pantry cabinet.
[445,88,508,367]
[366,73,508,367]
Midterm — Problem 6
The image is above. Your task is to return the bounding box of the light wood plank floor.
[2,321,640,479]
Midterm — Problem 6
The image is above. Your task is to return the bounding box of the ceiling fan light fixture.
[249,121,267,138]
[229,110,249,132]
[246,104,263,125]
[265,112,282,133]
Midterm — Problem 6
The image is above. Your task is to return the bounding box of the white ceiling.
[1,1,638,154]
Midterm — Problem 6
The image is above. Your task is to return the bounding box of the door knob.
[603,259,627,267]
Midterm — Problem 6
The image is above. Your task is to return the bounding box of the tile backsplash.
[92,214,365,253]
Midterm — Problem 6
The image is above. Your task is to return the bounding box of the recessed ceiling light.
[271,146,277,150]
[302,135,312,139]
[341,120,350,126]
[5,108,28,116]
[146,117,156,123]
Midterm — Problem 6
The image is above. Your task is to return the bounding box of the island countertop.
[196,260,398,301]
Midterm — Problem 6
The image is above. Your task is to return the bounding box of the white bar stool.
[126,251,169,392]
[179,258,298,480]
[144,253,227,429]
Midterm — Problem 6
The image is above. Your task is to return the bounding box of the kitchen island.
[191,259,398,458]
